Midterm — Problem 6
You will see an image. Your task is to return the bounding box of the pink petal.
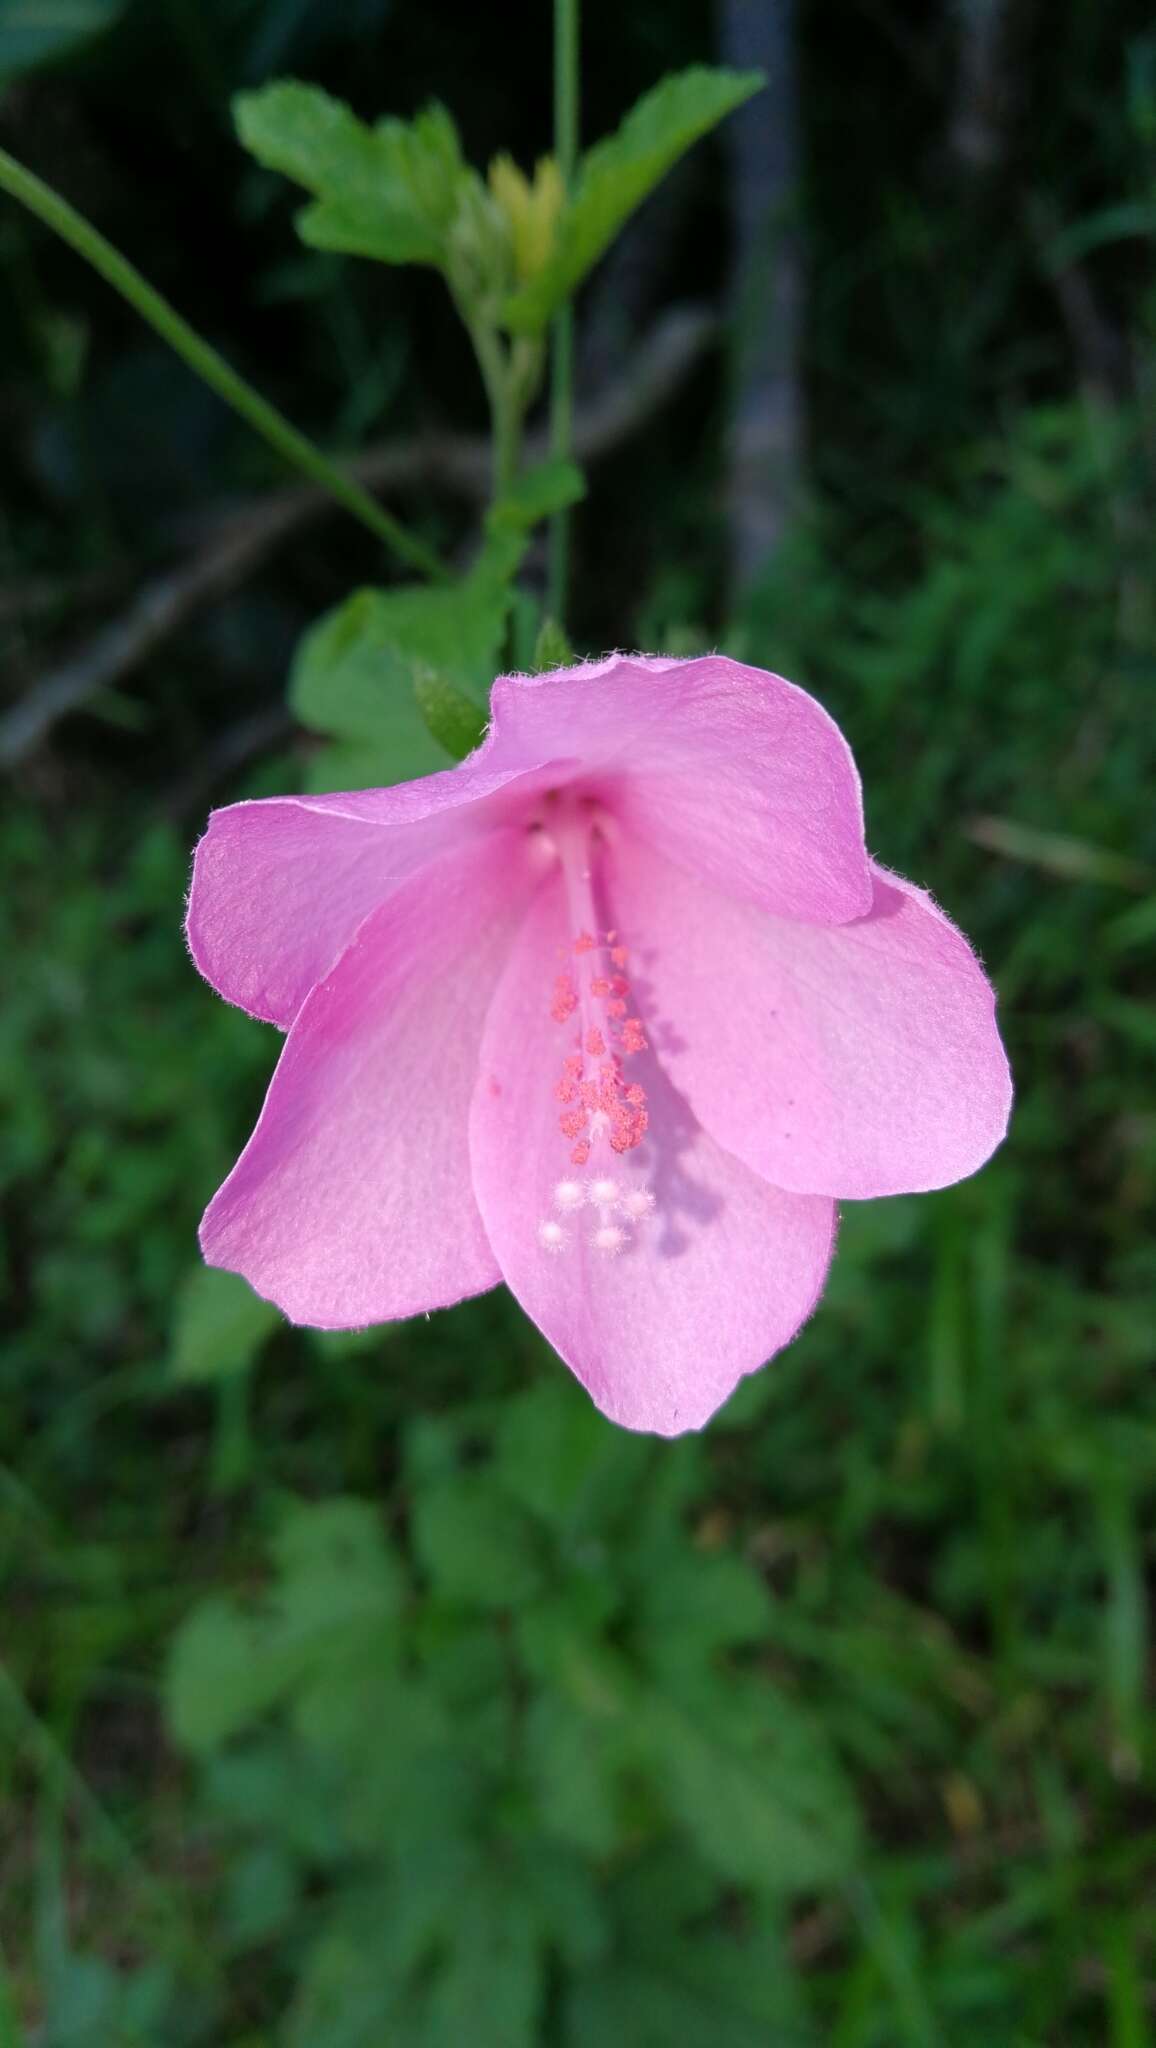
[483,653,872,923]
[200,832,539,1326]
[187,760,556,1028]
[609,835,1013,1200]
[468,876,836,1436]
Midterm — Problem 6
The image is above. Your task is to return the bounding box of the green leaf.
[285,1905,402,2048]
[169,1263,280,1385]
[566,1930,815,2048]
[290,592,452,790]
[271,1497,403,1637]
[503,67,764,333]
[641,1686,860,1895]
[412,1475,544,1610]
[423,1881,544,2048]
[291,559,517,789]
[565,1854,813,2043]
[273,1501,406,1750]
[495,1377,649,1537]
[221,1843,301,1946]
[525,1692,623,1856]
[412,663,488,760]
[636,1550,772,1679]
[533,616,577,671]
[165,1499,404,1758]
[488,459,586,533]
[235,83,472,268]
[166,1596,291,1754]
[0,0,124,85]
[520,1845,610,1970]
[211,1742,335,1858]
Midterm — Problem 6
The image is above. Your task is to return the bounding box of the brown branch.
[0,495,307,768]
[0,566,124,626]
[1023,195,1132,409]
[720,0,802,587]
[1022,196,1147,650]
[164,703,296,820]
[948,0,1014,174]
[0,306,718,769]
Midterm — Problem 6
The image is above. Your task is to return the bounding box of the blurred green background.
[2,1,1155,2042]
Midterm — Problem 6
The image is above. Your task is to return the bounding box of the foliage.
[236,63,762,338]
[286,461,581,785]
[170,1266,281,1388]
[4,367,1154,2035]
[162,1386,858,2043]
[2,1,1155,2044]
[235,85,473,269]
[500,65,764,333]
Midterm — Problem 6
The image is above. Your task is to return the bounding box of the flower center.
[533,803,658,1259]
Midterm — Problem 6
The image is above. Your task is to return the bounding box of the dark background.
[2,2,1154,2042]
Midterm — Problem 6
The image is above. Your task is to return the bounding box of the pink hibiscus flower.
[187,654,1011,1435]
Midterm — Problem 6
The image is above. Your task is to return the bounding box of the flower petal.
[610,835,1012,1199]
[200,832,539,1326]
[187,759,556,1028]
[468,876,836,1435]
[483,653,872,923]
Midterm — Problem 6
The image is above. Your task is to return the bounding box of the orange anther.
[550,972,578,1022]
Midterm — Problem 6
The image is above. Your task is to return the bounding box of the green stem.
[547,0,580,621]
[0,145,446,581]
[492,379,522,496]
[468,313,522,494]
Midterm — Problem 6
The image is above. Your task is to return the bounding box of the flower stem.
[462,308,518,495]
[547,0,580,623]
[0,145,447,581]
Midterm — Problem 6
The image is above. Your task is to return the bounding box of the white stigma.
[538,1218,567,1253]
[621,1187,656,1221]
[553,1179,586,1213]
[528,826,559,868]
[592,1222,626,1256]
[588,1177,619,1209]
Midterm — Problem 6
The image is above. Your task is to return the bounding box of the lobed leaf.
[166,1499,404,1758]
[533,616,578,672]
[235,82,471,268]
[166,1596,291,1754]
[412,663,488,761]
[495,1376,650,1536]
[291,591,451,791]
[412,1475,545,1610]
[640,1686,860,1894]
[169,1262,280,1385]
[422,1882,545,2048]
[290,540,523,787]
[503,67,764,333]
[487,458,586,534]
